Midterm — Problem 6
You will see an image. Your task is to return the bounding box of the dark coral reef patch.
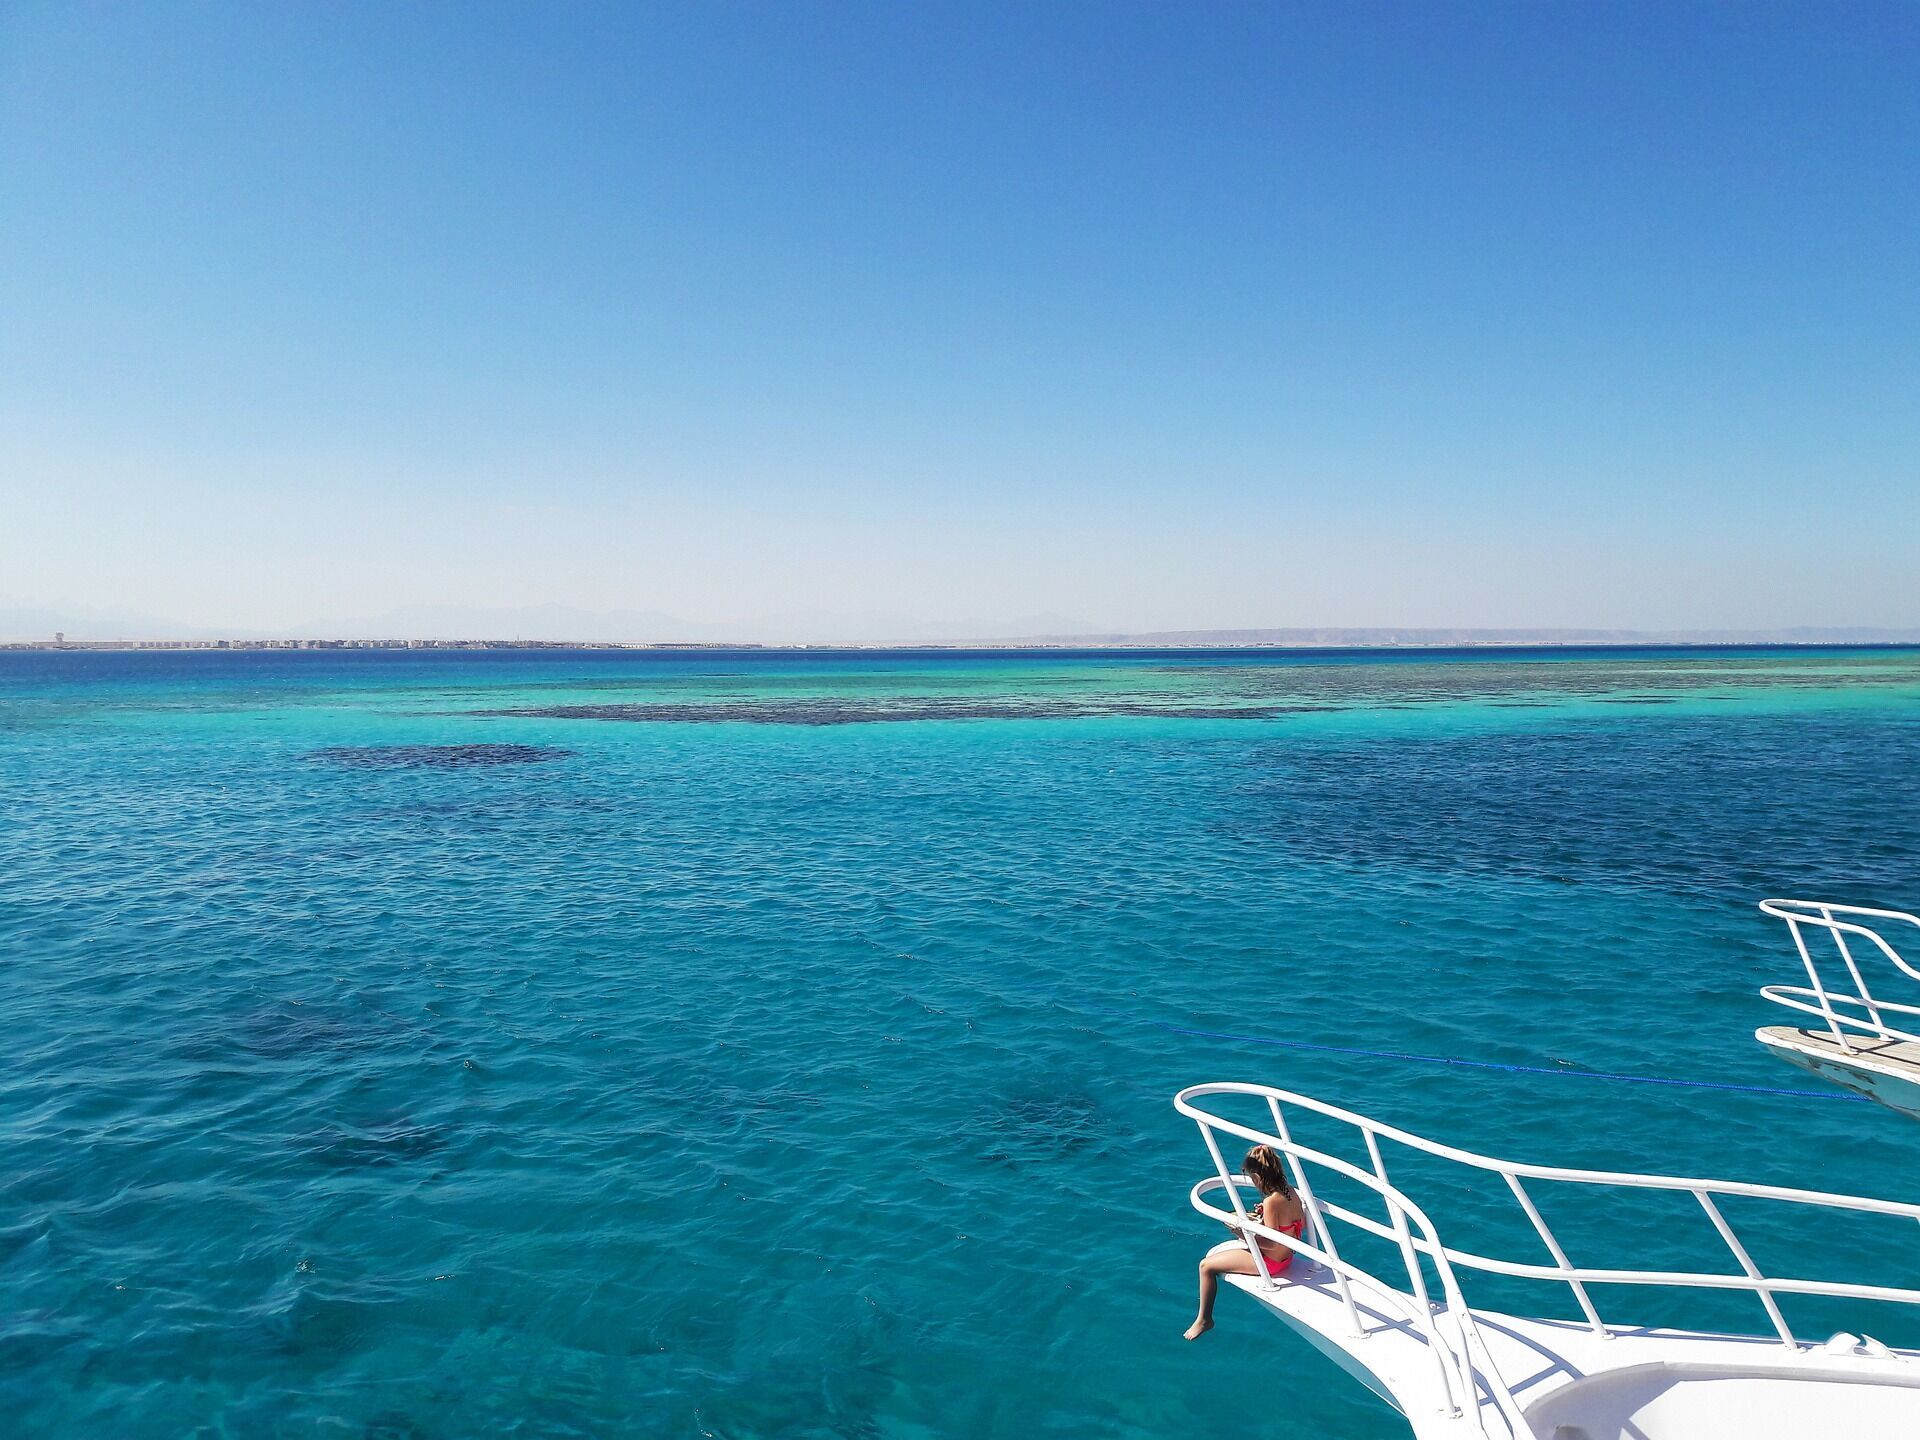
[307,743,574,769]
[465,701,1287,725]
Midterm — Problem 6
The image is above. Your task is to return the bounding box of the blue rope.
[1141,1016,1871,1103]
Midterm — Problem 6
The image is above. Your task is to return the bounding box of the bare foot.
[1183,1318,1213,1341]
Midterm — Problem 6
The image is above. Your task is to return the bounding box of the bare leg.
[1186,1244,1260,1339]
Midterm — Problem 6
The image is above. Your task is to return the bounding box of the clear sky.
[2,2,1916,640]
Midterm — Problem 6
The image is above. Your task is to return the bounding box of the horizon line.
[7,625,1920,655]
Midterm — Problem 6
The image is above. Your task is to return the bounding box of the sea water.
[4,646,1919,1438]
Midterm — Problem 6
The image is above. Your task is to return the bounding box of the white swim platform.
[1756,898,1920,1119]
[1178,1081,1920,1440]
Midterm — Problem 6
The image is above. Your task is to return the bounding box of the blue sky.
[2,2,1916,639]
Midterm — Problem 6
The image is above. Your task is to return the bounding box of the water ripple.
[2,647,1918,1437]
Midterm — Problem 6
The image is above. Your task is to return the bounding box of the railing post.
[1824,907,1885,1039]
[1504,1173,1607,1338]
[1791,913,1852,1053]
[1695,1191,1798,1351]
[1364,1127,1462,1419]
[1266,1094,1366,1338]
[1197,1121,1268,1278]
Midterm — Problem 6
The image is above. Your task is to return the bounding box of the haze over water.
[5,646,1919,1438]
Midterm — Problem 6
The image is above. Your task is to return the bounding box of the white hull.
[1179,1079,1920,1440]
[1229,1260,1920,1440]
[1755,898,1920,1121]
[1757,1024,1920,1120]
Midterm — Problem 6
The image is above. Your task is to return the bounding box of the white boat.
[1755,898,1920,1119]
[1177,1081,1920,1440]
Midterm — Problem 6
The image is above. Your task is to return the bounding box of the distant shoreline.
[5,634,1920,655]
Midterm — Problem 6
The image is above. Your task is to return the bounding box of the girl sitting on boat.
[1184,1144,1305,1340]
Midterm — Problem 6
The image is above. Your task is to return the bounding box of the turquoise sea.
[5,645,1920,1438]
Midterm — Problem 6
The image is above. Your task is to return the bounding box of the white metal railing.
[1177,1082,1920,1438]
[1759,899,1920,1053]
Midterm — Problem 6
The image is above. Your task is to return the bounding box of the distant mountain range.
[970,626,1920,647]
[4,599,1917,648]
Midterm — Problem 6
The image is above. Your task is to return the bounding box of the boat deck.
[1182,1076,1920,1438]
[1228,1259,1920,1440]
[1757,1025,1920,1118]
[1757,1024,1920,1076]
